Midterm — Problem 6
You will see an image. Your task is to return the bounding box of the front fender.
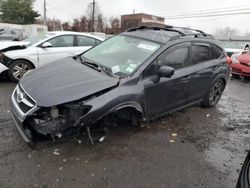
[80,84,145,125]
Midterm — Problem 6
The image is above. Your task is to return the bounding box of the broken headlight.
[26,102,92,136]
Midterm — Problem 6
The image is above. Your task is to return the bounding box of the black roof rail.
[126,25,214,42]
[165,25,207,36]
[126,25,185,36]
[169,33,214,41]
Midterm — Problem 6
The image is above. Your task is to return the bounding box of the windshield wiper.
[79,56,118,78]
[78,56,101,72]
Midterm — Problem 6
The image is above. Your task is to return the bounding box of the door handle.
[182,75,191,82]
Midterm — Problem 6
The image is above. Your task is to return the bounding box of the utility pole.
[44,0,47,26]
[91,0,96,32]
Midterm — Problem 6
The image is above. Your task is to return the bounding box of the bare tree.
[47,18,62,31]
[215,27,239,37]
[62,22,72,31]
[85,2,101,32]
[110,17,120,29]
[80,16,87,32]
[71,18,80,32]
[96,13,104,32]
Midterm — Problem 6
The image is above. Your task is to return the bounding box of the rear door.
[187,42,224,102]
[38,35,76,66]
[143,42,191,118]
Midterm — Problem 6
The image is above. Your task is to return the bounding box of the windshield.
[82,35,161,76]
[22,33,55,46]
[221,41,247,49]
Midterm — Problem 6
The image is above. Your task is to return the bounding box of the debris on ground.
[171,133,178,137]
[169,139,175,143]
[99,136,105,142]
[206,114,210,117]
[53,149,60,156]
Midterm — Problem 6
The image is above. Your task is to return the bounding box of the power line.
[164,4,250,17]
[166,8,250,18]
[166,11,250,19]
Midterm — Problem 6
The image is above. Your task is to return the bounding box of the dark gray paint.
[20,58,119,107]
[11,28,231,142]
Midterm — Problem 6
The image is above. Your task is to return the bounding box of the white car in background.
[0,31,103,82]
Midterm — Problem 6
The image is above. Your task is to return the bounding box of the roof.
[123,29,180,44]
[47,31,104,41]
[122,26,214,44]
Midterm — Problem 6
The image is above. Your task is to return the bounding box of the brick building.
[121,13,165,31]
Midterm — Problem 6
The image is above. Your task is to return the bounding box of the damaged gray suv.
[11,26,230,146]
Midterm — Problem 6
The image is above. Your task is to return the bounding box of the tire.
[202,79,225,107]
[8,60,33,82]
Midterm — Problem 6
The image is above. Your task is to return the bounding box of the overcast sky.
[34,0,250,34]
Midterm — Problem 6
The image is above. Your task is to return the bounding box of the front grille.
[14,85,36,114]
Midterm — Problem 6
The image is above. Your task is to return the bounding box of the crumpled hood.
[20,58,119,107]
[0,41,29,51]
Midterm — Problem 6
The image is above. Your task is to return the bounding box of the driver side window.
[158,46,188,69]
[143,43,190,78]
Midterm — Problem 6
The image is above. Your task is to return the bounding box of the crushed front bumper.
[10,86,36,147]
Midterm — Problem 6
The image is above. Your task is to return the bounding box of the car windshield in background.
[221,41,246,49]
[82,35,161,76]
[23,33,55,46]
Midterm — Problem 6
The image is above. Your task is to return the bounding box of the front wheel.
[202,79,225,107]
[8,60,33,82]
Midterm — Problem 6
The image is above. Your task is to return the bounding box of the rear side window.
[211,45,223,59]
[191,44,211,64]
[77,36,98,46]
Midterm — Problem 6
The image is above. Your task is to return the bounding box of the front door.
[143,42,191,119]
[38,35,76,66]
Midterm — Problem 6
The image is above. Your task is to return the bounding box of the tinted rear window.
[191,45,211,64]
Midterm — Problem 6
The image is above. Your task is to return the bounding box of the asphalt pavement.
[0,77,250,188]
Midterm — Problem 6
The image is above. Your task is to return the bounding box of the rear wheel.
[202,79,225,107]
[8,60,33,82]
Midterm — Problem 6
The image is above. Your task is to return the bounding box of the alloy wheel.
[12,63,30,80]
[209,82,224,106]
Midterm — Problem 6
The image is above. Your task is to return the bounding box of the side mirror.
[41,42,52,48]
[244,43,249,51]
[157,66,175,78]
